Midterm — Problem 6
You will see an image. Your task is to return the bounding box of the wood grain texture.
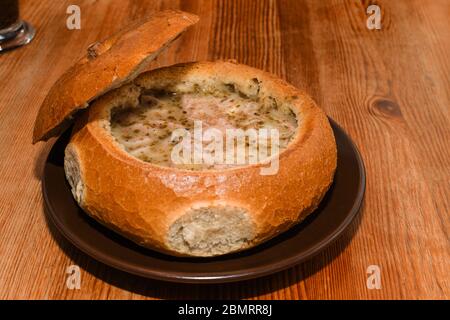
[0,0,449,299]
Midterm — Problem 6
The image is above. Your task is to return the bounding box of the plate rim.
[42,118,366,284]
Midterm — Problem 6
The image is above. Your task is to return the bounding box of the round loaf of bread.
[64,60,337,257]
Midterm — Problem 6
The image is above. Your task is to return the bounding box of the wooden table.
[0,0,448,300]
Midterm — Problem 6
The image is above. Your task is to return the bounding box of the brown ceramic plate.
[42,118,365,284]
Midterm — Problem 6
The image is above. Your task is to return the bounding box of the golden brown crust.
[32,10,199,143]
[67,61,337,257]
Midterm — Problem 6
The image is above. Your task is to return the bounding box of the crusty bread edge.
[33,10,199,143]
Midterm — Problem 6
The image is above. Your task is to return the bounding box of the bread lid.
[32,10,199,143]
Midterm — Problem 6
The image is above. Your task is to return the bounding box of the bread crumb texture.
[168,205,254,256]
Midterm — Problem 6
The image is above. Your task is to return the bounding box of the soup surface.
[110,86,298,170]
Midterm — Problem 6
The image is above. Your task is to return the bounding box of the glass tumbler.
[0,0,35,52]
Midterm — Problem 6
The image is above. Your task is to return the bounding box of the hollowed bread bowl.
[34,11,337,257]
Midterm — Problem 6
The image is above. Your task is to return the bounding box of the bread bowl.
[34,11,337,257]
